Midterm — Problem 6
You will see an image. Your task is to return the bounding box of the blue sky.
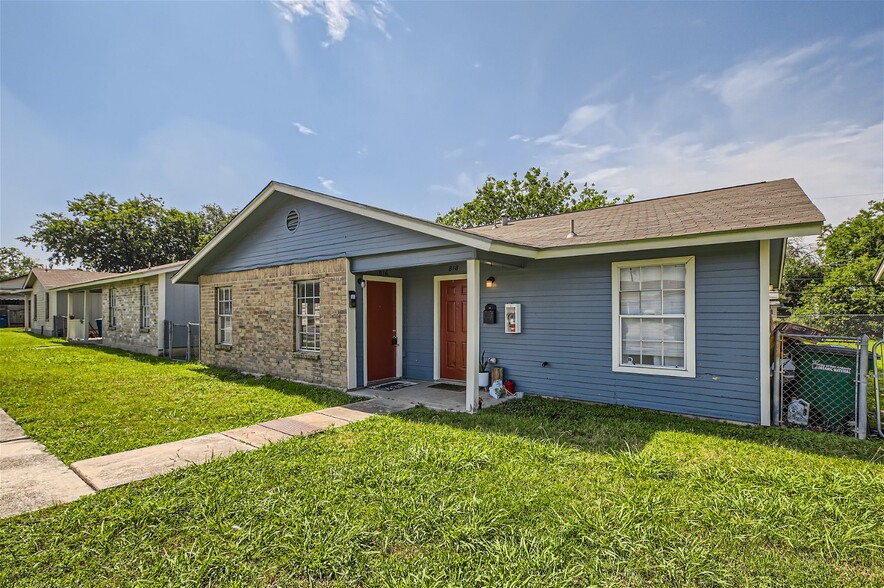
[2,1,882,263]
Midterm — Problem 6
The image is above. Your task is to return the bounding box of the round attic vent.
[286,209,300,233]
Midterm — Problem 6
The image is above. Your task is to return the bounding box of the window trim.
[611,256,696,378]
[216,286,233,346]
[294,280,321,353]
[140,284,151,329]
[45,293,50,320]
[33,295,37,320]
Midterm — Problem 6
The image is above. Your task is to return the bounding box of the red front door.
[440,279,467,381]
[366,280,397,382]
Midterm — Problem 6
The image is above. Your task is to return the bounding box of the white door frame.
[433,273,468,381]
[362,275,403,384]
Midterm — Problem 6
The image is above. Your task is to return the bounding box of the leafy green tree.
[436,167,633,229]
[779,240,823,310]
[19,193,236,272]
[0,247,37,280]
[791,200,884,335]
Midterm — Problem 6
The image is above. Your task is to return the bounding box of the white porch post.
[82,290,90,340]
[465,259,481,412]
[759,239,771,426]
[157,278,167,352]
[66,292,73,339]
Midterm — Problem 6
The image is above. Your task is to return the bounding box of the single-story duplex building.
[54,261,199,356]
[0,274,27,328]
[21,268,119,336]
[173,178,824,425]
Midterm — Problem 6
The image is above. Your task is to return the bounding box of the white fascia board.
[533,223,823,260]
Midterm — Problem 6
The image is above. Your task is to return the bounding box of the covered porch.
[349,248,525,412]
[62,287,104,342]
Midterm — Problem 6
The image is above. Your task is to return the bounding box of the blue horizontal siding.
[479,242,762,424]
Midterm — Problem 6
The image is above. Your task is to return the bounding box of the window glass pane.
[662,290,685,314]
[664,342,685,368]
[622,318,642,340]
[662,265,685,289]
[640,291,662,315]
[620,268,641,291]
[640,265,662,290]
[620,291,640,314]
[641,318,663,341]
[640,341,663,365]
[662,318,684,342]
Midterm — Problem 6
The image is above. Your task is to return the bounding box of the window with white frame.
[44,293,49,320]
[295,280,320,352]
[33,295,37,320]
[140,284,150,329]
[217,287,232,345]
[108,289,118,328]
[612,257,695,377]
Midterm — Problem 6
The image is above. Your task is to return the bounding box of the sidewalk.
[0,409,94,519]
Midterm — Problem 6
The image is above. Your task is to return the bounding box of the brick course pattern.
[199,259,349,390]
[102,278,160,355]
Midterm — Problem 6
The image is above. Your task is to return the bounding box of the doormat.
[428,383,467,392]
[370,381,418,391]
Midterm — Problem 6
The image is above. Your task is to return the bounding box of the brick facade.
[102,278,160,355]
[199,259,349,390]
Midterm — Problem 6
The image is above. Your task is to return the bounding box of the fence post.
[772,330,781,426]
[857,335,869,440]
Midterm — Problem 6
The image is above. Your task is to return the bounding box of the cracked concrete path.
[71,397,412,491]
[0,409,94,519]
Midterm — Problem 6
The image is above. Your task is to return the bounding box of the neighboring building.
[55,261,199,356]
[21,268,119,336]
[0,274,27,327]
[173,178,824,425]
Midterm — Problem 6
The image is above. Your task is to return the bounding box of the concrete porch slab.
[343,397,415,414]
[1,438,94,519]
[222,424,292,448]
[71,433,254,491]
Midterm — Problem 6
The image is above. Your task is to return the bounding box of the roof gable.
[24,268,121,289]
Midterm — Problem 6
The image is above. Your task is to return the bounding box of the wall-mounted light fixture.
[485,276,496,288]
[357,277,365,289]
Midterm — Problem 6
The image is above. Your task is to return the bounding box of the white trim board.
[346,261,358,390]
[361,275,403,385]
[759,240,771,426]
[611,256,697,379]
[432,273,468,382]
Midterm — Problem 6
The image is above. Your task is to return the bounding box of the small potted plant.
[478,351,491,389]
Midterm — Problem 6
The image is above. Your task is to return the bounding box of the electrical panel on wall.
[504,303,521,333]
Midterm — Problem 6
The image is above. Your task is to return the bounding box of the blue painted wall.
[202,192,451,275]
[478,242,762,424]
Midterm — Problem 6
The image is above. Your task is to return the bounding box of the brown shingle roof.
[465,178,824,249]
[27,268,121,289]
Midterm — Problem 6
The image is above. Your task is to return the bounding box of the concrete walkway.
[70,397,411,492]
[0,409,94,519]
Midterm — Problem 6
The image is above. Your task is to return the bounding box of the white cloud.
[292,122,317,136]
[272,0,397,45]
[508,134,531,142]
[533,103,613,148]
[317,176,342,195]
[694,41,830,109]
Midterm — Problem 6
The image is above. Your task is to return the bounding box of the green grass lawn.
[2,396,882,586]
[0,330,355,463]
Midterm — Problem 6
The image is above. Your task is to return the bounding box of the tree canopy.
[19,193,237,273]
[436,167,633,229]
[0,247,37,281]
[789,200,884,335]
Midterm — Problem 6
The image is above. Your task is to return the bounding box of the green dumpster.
[790,344,858,431]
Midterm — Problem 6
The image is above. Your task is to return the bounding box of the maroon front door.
[366,280,397,382]
[440,279,467,381]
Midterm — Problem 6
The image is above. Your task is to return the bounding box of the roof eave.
[532,222,824,260]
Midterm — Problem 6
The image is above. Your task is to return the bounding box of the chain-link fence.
[162,320,200,362]
[773,332,873,439]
